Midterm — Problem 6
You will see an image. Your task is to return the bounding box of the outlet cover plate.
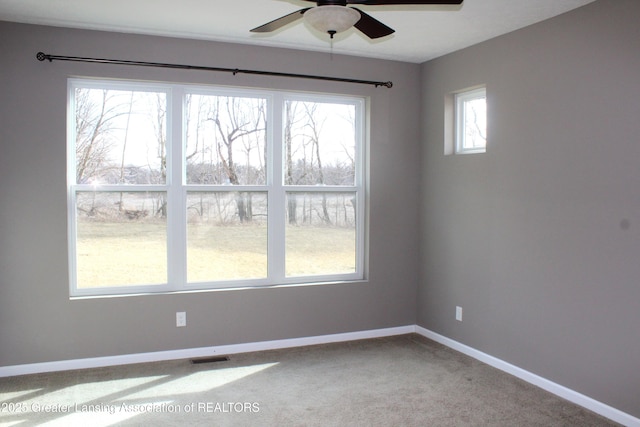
[176,311,186,327]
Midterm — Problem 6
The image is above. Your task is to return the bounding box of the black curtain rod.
[36,52,393,88]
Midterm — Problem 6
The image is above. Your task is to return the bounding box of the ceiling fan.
[251,0,464,40]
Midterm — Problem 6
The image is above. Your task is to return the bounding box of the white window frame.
[454,87,487,154]
[67,78,367,297]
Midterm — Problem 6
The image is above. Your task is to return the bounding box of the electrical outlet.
[176,311,186,327]
[456,306,463,322]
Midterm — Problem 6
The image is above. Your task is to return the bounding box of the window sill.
[69,279,369,300]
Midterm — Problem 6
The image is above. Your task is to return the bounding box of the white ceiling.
[0,0,595,63]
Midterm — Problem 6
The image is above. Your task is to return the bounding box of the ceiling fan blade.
[251,8,312,33]
[351,8,395,39]
[348,0,463,4]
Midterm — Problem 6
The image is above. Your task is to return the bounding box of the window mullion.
[269,93,286,282]
[67,186,79,295]
[355,98,366,278]
[167,86,186,289]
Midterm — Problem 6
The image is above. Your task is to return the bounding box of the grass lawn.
[76,220,355,288]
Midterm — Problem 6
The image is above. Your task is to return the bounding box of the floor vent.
[190,356,230,364]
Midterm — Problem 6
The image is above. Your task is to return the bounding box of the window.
[454,87,486,154]
[68,79,366,297]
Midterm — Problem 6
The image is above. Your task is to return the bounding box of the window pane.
[185,94,267,185]
[187,192,268,282]
[284,100,356,186]
[286,192,356,277]
[74,88,167,185]
[463,96,487,150]
[75,192,167,288]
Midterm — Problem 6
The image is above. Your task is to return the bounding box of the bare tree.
[74,89,126,183]
[469,102,487,147]
[207,96,265,222]
[150,92,167,217]
[185,94,215,219]
[117,92,135,212]
[302,103,332,225]
[285,100,303,224]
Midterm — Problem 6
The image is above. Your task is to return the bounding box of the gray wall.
[0,22,420,366]
[419,0,640,417]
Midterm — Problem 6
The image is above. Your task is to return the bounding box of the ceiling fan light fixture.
[304,6,361,37]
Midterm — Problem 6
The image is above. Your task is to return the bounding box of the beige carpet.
[0,334,619,426]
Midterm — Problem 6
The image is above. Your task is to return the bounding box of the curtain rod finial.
[36,52,50,62]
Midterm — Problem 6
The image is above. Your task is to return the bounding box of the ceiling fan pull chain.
[329,30,335,59]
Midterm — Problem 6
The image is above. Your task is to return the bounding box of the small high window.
[454,87,486,154]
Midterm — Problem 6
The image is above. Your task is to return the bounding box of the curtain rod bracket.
[36,51,392,89]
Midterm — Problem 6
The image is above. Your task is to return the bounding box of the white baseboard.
[0,325,414,378]
[415,326,640,427]
[1,324,637,427]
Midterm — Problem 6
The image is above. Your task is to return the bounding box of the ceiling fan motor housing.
[304,5,361,36]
